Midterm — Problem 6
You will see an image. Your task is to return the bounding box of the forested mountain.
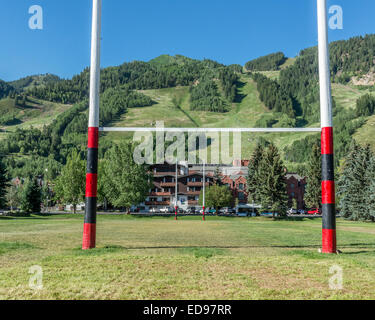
[9,74,61,92]
[0,80,14,99]
[26,57,238,108]
[1,34,375,180]
[245,52,287,71]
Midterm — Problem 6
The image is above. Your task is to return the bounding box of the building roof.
[285,173,306,181]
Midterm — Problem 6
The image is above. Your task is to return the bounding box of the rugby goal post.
[82,0,337,254]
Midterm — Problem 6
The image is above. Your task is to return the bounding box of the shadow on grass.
[69,245,125,256]
[177,247,228,259]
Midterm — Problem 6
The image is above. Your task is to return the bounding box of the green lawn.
[1,214,374,300]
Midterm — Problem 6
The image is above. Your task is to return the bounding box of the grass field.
[0,97,72,132]
[1,214,374,300]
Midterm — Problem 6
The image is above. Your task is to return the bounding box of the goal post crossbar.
[99,127,322,133]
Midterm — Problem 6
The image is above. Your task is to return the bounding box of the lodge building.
[140,161,307,211]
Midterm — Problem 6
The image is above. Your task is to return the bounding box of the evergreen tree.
[20,177,41,213]
[0,156,8,209]
[365,154,375,222]
[257,143,288,217]
[355,94,375,117]
[246,143,264,204]
[54,149,85,213]
[213,166,222,185]
[337,142,372,220]
[304,143,321,209]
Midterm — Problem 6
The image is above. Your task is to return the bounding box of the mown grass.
[0,97,72,132]
[0,214,374,300]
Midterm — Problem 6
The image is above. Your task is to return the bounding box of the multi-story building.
[144,163,213,211]
[285,173,307,209]
[140,162,307,211]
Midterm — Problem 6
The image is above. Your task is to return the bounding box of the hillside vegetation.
[1,34,375,179]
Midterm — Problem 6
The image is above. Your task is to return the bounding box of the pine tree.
[20,177,42,213]
[0,156,8,209]
[246,143,264,204]
[213,166,222,185]
[304,143,321,209]
[337,142,372,220]
[257,143,288,217]
[364,151,375,222]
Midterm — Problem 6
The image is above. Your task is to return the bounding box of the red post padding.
[322,229,336,253]
[82,223,96,249]
[88,127,99,149]
[85,173,98,197]
[321,127,333,154]
[322,180,335,204]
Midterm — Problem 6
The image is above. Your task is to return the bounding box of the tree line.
[245,52,287,71]
[252,73,295,118]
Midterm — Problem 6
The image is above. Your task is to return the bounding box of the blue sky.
[1,0,374,81]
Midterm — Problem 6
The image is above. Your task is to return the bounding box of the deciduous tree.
[54,149,85,213]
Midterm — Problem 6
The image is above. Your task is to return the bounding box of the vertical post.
[82,0,102,250]
[202,161,205,221]
[175,160,178,220]
[317,0,337,253]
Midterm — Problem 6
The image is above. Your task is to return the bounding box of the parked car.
[261,212,279,217]
[307,208,321,215]
[137,206,148,213]
[237,212,249,217]
[199,208,210,214]
[149,208,158,213]
[220,207,236,214]
[160,207,174,213]
[298,209,307,215]
[287,208,297,214]
[186,207,196,214]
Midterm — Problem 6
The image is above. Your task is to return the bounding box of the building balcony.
[145,201,170,206]
[149,192,172,196]
[187,191,201,195]
[187,182,209,187]
[159,182,176,187]
[188,200,199,205]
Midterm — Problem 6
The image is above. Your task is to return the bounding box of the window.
[238,192,244,200]
[291,192,295,197]
[239,183,244,190]
[291,183,295,189]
